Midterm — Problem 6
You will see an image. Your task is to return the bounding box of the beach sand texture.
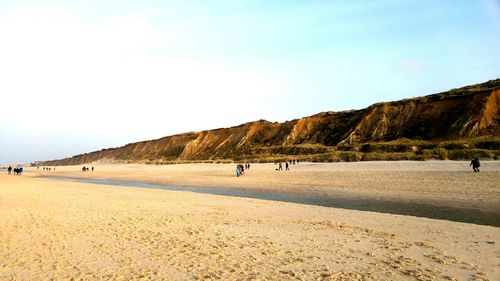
[1,161,499,280]
[37,161,500,212]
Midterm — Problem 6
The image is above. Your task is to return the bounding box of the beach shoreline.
[32,161,500,213]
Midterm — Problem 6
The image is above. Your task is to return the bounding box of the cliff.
[42,79,500,165]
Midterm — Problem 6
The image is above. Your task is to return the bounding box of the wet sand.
[45,176,500,226]
[36,161,500,214]
[1,161,499,280]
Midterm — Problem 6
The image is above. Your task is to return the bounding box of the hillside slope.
[42,79,500,165]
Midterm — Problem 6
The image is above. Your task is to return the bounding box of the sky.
[0,0,499,164]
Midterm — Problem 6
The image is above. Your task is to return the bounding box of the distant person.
[82,166,86,172]
[91,166,94,172]
[53,167,55,171]
[236,165,241,177]
[13,167,22,175]
[292,159,295,165]
[278,162,283,171]
[470,157,480,172]
[7,166,12,175]
[285,162,289,171]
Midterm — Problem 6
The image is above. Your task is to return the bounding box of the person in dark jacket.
[470,157,480,172]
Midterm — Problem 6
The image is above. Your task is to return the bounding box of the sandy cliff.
[42,79,499,165]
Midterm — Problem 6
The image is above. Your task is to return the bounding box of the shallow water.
[46,177,499,227]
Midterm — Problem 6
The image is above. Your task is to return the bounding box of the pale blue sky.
[0,0,499,163]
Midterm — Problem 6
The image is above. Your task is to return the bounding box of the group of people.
[235,163,250,177]
[2,156,485,180]
[6,165,23,175]
[234,159,303,176]
[82,166,94,172]
[276,159,299,171]
[40,167,55,171]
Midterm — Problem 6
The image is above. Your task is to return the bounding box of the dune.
[41,79,500,166]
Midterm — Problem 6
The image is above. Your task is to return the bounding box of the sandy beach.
[2,0,499,279]
[0,161,498,280]
[35,161,500,213]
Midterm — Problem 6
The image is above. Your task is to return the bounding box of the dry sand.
[0,161,499,280]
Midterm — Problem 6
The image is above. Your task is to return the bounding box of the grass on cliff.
[135,136,499,164]
[237,136,500,162]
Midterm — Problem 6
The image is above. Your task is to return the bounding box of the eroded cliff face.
[341,88,499,144]
[43,79,500,165]
[466,89,499,136]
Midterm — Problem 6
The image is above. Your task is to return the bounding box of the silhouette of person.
[285,162,289,171]
[278,162,283,171]
[92,166,94,172]
[470,157,480,172]
[7,166,12,175]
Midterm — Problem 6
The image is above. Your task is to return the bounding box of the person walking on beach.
[7,166,12,175]
[91,166,94,172]
[236,165,241,177]
[470,157,480,172]
[285,162,289,171]
[278,162,283,171]
[14,166,23,175]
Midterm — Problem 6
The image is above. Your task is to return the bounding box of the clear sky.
[0,0,499,164]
